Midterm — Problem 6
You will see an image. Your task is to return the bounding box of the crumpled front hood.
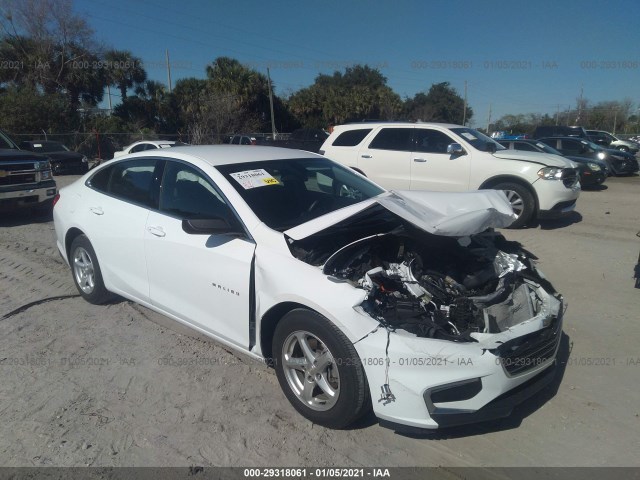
[492,149,573,168]
[285,189,516,240]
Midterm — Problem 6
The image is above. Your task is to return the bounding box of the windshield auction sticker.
[230,169,279,189]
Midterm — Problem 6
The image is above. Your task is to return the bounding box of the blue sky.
[76,0,640,127]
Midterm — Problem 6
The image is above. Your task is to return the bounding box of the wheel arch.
[64,227,86,260]
[259,301,315,365]
[478,175,540,213]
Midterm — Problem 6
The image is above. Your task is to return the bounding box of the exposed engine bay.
[289,207,556,342]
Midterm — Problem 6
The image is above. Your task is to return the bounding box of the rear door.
[144,160,255,349]
[82,158,161,302]
[356,127,413,189]
[409,127,470,191]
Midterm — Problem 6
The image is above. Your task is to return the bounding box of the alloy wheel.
[281,330,340,411]
[502,189,525,217]
[73,247,96,294]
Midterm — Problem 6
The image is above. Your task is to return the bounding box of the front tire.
[491,182,535,229]
[272,309,370,429]
[69,235,113,304]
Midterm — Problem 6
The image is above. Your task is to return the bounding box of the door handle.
[89,207,104,215]
[361,154,372,159]
[147,226,166,237]
[413,158,427,163]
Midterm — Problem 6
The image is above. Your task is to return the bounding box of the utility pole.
[266,68,277,140]
[166,49,172,93]
[613,109,618,134]
[462,80,468,126]
[107,85,113,112]
[486,104,492,132]
[575,84,584,124]
[555,104,560,125]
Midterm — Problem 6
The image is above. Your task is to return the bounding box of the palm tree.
[105,49,147,100]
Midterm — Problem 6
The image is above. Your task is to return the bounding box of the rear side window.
[332,129,372,147]
[368,128,412,151]
[88,159,159,207]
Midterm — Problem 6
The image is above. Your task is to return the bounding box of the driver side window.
[413,129,456,154]
[160,161,234,221]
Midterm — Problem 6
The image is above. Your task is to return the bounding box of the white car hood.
[285,190,516,240]
[493,149,572,168]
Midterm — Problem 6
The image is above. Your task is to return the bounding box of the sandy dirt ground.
[0,173,638,469]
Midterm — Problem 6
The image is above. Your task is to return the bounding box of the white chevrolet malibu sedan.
[53,146,563,431]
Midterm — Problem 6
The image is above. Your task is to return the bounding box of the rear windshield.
[216,157,384,231]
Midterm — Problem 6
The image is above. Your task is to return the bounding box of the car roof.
[128,140,177,147]
[129,145,323,167]
[538,136,585,140]
[338,121,462,129]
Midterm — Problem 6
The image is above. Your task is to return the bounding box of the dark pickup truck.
[0,129,57,214]
[259,128,329,153]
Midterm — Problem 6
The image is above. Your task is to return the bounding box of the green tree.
[403,82,472,124]
[0,0,107,108]
[288,65,401,128]
[105,49,147,100]
[0,85,78,133]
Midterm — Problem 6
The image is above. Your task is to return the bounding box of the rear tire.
[272,309,371,429]
[69,235,113,304]
[491,182,535,229]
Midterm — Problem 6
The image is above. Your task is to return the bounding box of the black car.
[533,125,587,139]
[19,141,89,175]
[537,137,639,176]
[498,139,607,187]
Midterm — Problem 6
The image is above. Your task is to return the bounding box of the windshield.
[581,139,602,152]
[450,128,505,152]
[534,141,564,156]
[216,157,385,231]
[0,131,19,149]
[30,142,69,153]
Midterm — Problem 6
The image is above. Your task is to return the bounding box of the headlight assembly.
[588,162,601,171]
[537,166,564,180]
[34,160,50,170]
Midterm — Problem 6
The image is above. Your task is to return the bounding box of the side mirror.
[182,216,244,236]
[447,143,465,156]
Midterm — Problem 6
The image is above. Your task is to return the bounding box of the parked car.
[537,137,639,176]
[20,140,88,175]
[0,129,56,214]
[113,140,185,159]
[320,122,580,228]
[533,125,587,139]
[586,130,639,154]
[498,139,607,188]
[491,131,528,140]
[53,145,564,431]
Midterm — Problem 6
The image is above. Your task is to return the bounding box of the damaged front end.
[284,192,564,428]
[293,220,558,344]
